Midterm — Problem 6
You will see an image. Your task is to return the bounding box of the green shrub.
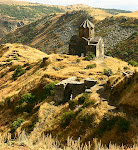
[10,118,24,133]
[16,93,35,113]
[44,82,56,96]
[128,60,138,67]
[83,99,95,108]
[78,93,89,105]
[104,69,113,77]
[14,57,19,60]
[6,59,12,62]
[41,82,57,100]
[86,64,96,69]
[12,66,26,80]
[76,59,81,63]
[59,66,65,69]
[84,54,95,61]
[18,93,35,105]
[123,66,130,70]
[61,110,74,127]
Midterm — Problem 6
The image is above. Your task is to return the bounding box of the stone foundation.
[54,77,97,103]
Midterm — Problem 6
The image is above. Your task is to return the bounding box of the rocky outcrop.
[96,23,136,51]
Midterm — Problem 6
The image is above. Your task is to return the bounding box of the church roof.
[82,36,102,44]
[80,19,95,29]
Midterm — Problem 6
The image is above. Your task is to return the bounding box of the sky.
[19,0,138,11]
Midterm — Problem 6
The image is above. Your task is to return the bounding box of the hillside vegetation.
[0,0,136,42]
[99,8,132,15]
[0,4,64,21]
[109,31,138,62]
[0,43,138,149]
[0,10,137,63]
[0,9,110,53]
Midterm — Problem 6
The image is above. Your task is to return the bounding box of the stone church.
[69,19,104,57]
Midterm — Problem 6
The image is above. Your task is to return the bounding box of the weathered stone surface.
[64,81,85,102]
[85,89,92,93]
[84,78,97,89]
[54,77,97,103]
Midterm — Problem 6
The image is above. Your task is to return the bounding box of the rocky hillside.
[95,17,138,51]
[0,43,138,149]
[0,1,66,41]
[0,10,137,59]
[109,31,138,62]
[0,0,136,42]
[0,9,111,53]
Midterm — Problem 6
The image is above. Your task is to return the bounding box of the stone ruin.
[54,77,97,103]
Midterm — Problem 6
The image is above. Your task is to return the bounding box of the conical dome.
[80,19,95,29]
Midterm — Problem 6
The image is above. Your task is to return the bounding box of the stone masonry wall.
[54,77,97,103]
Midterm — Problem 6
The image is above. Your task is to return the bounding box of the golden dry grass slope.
[0,43,136,101]
[0,43,138,149]
[116,11,138,19]
[0,0,32,5]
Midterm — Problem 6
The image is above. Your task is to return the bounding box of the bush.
[12,66,26,80]
[76,59,81,63]
[6,59,12,62]
[41,82,57,100]
[44,82,56,96]
[104,69,113,77]
[59,66,65,69]
[84,54,95,61]
[16,93,35,113]
[86,64,96,69]
[61,111,74,127]
[128,60,138,67]
[10,118,24,133]
[123,66,130,70]
[78,93,89,105]
[18,93,35,105]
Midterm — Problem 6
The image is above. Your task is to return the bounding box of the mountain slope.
[109,32,138,62]
[116,11,138,18]
[0,43,137,148]
[0,10,137,57]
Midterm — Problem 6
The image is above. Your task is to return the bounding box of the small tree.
[10,118,24,133]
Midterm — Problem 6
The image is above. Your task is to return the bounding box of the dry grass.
[85,8,112,20]
[0,43,136,102]
[119,74,138,109]
[0,43,138,149]
[0,131,137,150]
[116,11,138,19]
